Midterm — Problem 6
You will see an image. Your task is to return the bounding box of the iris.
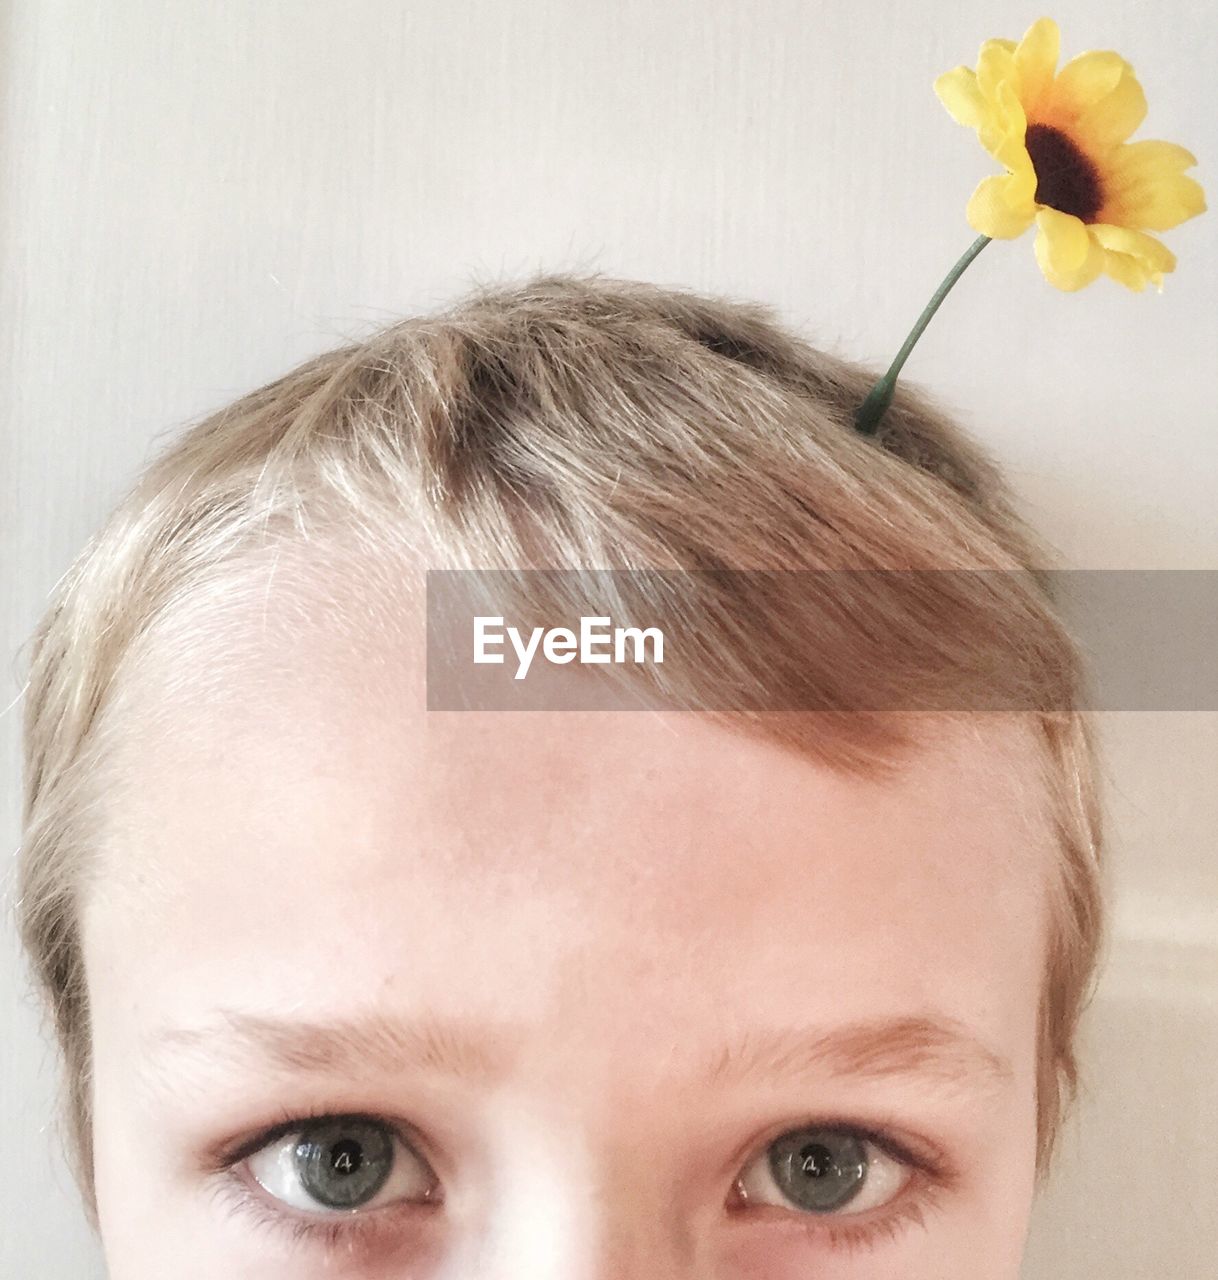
[293,1118,395,1210]
[767,1128,870,1213]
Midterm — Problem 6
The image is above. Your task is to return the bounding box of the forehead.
[85,560,1055,1082]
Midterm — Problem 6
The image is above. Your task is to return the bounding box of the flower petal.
[1109,139,1199,173]
[978,37,1018,60]
[1034,207,1091,273]
[1049,50,1128,115]
[1072,236,1108,290]
[977,40,1019,104]
[966,169,1037,238]
[1110,174,1208,231]
[1013,17,1060,114]
[1035,228,1106,292]
[1073,67,1148,151]
[1093,226,1177,293]
[1100,140,1208,229]
[979,80,1030,170]
[1100,249,1157,291]
[934,66,992,131]
[1089,223,1178,274]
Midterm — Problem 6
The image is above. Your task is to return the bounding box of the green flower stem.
[854,233,992,436]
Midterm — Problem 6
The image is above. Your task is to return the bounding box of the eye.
[244,1115,439,1214]
[735,1125,912,1217]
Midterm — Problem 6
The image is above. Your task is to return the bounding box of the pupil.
[799,1143,834,1179]
[329,1138,364,1177]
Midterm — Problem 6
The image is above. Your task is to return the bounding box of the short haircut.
[18,273,1103,1215]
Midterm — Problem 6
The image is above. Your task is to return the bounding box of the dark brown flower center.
[1025,124,1104,222]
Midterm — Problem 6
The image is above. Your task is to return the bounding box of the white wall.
[2,2,1214,1274]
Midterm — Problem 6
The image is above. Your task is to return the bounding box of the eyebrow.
[702,1015,1013,1093]
[148,1009,1012,1095]
[151,1009,513,1084]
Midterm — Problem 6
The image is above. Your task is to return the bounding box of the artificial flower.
[934,16,1206,291]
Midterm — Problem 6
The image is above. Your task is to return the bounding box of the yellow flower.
[934,16,1206,291]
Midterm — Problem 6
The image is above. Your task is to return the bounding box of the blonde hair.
[18,273,1103,1217]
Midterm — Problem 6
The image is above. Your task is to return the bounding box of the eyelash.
[799,1195,933,1255]
[207,1107,437,1260]
[729,1120,949,1256]
[209,1109,951,1259]
[210,1176,424,1257]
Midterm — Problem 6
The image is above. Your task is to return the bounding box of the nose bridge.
[579,1135,696,1280]
[452,1093,697,1280]
[432,929,709,1280]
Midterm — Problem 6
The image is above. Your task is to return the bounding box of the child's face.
[82,591,1051,1280]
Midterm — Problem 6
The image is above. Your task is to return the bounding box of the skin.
[82,559,1053,1279]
